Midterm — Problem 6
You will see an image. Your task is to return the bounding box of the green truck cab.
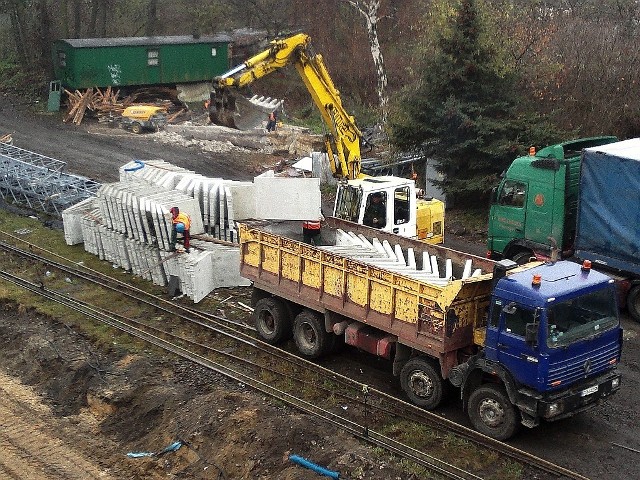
[487,136,617,263]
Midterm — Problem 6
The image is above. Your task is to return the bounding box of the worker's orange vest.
[303,220,321,230]
[173,212,191,230]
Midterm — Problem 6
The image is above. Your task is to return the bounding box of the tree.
[340,0,389,124]
[389,0,559,208]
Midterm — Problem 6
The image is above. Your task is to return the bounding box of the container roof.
[58,35,232,48]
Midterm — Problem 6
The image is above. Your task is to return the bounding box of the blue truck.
[242,219,622,439]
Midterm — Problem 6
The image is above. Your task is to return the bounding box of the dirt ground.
[1,96,640,479]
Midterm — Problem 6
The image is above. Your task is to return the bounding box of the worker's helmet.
[170,206,179,217]
[175,222,185,233]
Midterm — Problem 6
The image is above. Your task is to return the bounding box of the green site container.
[52,35,231,90]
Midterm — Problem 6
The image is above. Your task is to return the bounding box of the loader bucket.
[209,92,283,130]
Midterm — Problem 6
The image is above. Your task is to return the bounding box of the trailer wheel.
[253,297,292,345]
[626,285,640,323]
[468,384,520,440]
[293,310,331,359]
[131,122,143,134]
[400,357,446,409]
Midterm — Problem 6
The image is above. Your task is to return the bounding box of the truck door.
[389,185,415,237]
[494,301,540,389]
[522,166,564,252]
[488,179,527,255]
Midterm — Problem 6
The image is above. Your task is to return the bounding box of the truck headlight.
[612,377,620,389]
[546,402,562,417]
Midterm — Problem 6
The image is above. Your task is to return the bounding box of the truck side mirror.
[525,322,538,346]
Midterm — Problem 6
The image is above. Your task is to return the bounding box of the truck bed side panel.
[576,141,640,276]
[240,224,493,357]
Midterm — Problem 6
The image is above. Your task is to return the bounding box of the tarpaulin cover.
[576,138,640,275]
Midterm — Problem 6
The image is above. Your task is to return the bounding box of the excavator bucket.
[209,92,283,130]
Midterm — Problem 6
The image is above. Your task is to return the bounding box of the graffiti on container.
[107,64,122,85]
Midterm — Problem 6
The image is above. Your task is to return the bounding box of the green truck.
[486,136,640,323]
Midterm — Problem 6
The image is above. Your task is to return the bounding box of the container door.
[47,81,62,112]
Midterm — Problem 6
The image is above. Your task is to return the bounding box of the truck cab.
[333,176,444,244]
[487,137,617,263]
[470,260,622,438]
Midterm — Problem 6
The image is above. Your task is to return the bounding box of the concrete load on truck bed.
[240,218,495,362]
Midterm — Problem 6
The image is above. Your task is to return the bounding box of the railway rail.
[0,234,591,480]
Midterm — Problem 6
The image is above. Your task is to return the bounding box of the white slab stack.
[62,196,97,245]
[64,158,323,303]
[322,229,484,285]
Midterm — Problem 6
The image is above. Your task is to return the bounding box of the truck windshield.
[334,185,362,222]
[547,288,618,348]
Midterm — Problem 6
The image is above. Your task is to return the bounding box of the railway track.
[0,235,591,480]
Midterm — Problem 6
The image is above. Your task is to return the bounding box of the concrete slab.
[253,176,321,221]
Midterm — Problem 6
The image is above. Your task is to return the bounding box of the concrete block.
[253,176,321,220]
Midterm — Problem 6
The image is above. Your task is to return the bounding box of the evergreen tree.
[390,0,559,208]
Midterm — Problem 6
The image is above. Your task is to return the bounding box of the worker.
[169,206,191,253]
[362,192,386,228]
[302,218,322,245]
[266,111,277,132]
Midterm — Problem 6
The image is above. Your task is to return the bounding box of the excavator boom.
[209,33,363,180]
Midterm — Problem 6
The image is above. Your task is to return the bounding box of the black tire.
[293,310,332,359]
[512,251,533,265]
[250,288,270,307]
[467,384,520,440]
[253,297,292,345]
[131,122,143,134]
[400,357,446,409]
[626,285,640,323]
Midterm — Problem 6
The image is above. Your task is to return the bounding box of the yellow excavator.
[209,33,445,244]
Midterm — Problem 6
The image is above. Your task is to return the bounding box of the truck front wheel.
[467,384,519,440]
[253,297,292,345]
[131,122,143,134]
[293,310,331,359]
[626,285,640,322]
[400,357,446,409]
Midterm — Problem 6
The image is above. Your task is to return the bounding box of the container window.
[147,49,159,66]
[211,47,217,57]
[58,51,66,67]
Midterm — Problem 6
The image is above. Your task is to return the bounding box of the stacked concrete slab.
[120,159,322,241]
[62,158,321,303]
[320,229,483,285]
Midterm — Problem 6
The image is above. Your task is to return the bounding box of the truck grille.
[547,342,618,387]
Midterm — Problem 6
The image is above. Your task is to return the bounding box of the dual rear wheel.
[252,293,334,358]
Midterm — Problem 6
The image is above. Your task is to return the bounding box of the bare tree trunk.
[98,0,108,37]
[145,0,159,36]
[72,0,82,37]
[342,0,389,125]
[37,0,52,71]
[5,0,32,69]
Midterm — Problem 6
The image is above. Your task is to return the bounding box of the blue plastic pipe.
[289,454,340,479]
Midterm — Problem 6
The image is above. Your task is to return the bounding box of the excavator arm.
[209,33,363,180]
